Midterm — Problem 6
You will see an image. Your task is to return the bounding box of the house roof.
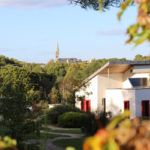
[85,61,150,83]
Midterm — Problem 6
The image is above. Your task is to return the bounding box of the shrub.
[47,104,80,124]
[98,111,109,128]
[58,112,89,128]
[81,112,98,135]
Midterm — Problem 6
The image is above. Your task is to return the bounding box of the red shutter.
[81,100,91,112]
[83,100,87,112]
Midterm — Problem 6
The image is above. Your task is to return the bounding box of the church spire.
[56,42,59,61]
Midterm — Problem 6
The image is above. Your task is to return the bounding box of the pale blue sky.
[0,0,149,63]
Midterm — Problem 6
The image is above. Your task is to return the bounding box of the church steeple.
[56,42,59,61]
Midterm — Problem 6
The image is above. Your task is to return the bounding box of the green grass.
[53,138,85,150]
[0,126,9,136]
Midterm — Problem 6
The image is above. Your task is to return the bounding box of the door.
[81,100,91,112]
[124,101,130,110]
[141,100,150,117]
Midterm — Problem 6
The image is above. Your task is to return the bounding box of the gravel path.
[25,126,84,150]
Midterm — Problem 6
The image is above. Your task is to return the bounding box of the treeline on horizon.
[0,54,149,104]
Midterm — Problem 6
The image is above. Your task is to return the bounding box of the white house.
[75,61,150,118]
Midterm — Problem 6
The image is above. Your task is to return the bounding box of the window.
[129,78,147,87]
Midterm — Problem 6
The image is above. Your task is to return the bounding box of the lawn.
[53,137,85,150]
[0,126,9,136]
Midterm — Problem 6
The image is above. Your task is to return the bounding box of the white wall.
[122,68,133,88]
[133,65,150,73]
[97,73,123,111]
[132,73,150,79]
[75,76,99,112]
[135,89,150,117]
[106,88,150,118]
[105,89,135,118]
[75,65,150,115]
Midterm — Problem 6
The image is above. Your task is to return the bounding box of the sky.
[0,0,149,63]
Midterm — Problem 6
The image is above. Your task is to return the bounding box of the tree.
[60,63,86,104]
[0,55,21,67]
[134,54,150,61]
[118,0,150,45]
[0,66,33,140]
[23,63,45,73]
[49,86,61,104]
[45,62,68,83]
[0,65,44,141]
[69,0,123,10]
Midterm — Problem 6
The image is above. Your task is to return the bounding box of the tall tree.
[60,63,86,104]
[49,86,61,104]
[0,65,33,140]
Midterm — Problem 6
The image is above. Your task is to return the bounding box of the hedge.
[58,112,89,128]
[47,104,81,124]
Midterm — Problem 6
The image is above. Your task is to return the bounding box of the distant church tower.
[55,42,60,61]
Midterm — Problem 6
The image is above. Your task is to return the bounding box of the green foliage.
[49,86,61,104]
[20,143,42,150]
[0,55,21,67]
[58,112,98,134]
[118,0,150,45]
[45,62,68,82]
[58,112,89,128]
[28,72,56,101]
[0,65,43,141]
[134,54,150,61]
[61,63,86,103]
[117,0,133,20]
[81,113,98,135]
[23,63,45,73]
[69,0,124,10]
[0,136,17,150]
[47,104,80,124]
[54,138,84,150]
